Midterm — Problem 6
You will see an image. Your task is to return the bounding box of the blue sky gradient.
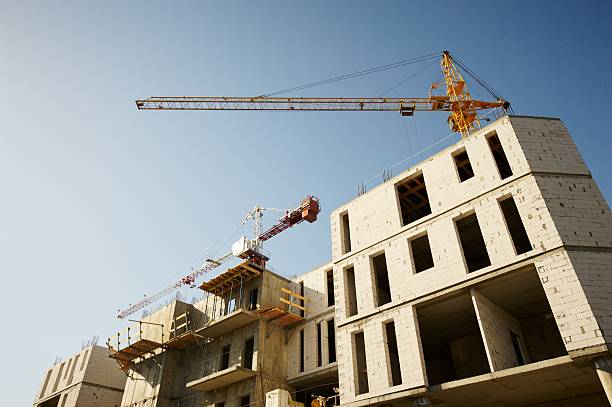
[1,1,610,403]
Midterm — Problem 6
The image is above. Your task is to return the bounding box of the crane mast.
[135,51,509,138]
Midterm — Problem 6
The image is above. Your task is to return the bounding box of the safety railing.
[106,319,165,353]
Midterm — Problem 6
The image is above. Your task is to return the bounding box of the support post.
[594,356,612,403]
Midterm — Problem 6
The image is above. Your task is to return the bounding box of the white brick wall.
[472,289,528,371]
[325,116,611,404]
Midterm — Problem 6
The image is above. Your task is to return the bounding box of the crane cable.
[450,54,503,101]
[258,51,443,97]
[378,58,440,97]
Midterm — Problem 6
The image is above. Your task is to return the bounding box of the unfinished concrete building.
[329,115,611,406]
[33,345,126,407]
[34,115,612,406]
[108,261,313,407]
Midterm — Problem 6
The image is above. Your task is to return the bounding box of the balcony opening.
[345,266,358,317]
[372,252,392,306]
[397,173,432,226]
[417,292,490,385]
[248,287,258,311]
[340,212,352,254]
[243,338,254,370]
[473,266,567,370]
[410,233,434,273]
[384,321,402,386]
[453,149,475,182]
[220,345,231,370]
[487,133,513,179]
[240,396,250,407]
[455,213,491,272]
[299,329,305,372]
[328,319,336,363]
[499,196,532,255]
[353,331,369,394]
[317,322,322,367]
[327,269,335,306]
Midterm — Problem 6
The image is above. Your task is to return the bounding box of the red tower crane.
[116,195,320,319]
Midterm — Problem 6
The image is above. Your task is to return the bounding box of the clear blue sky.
[1,1,610,403]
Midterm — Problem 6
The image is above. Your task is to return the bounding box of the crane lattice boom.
[116,252,232,319]
[259,196,320,242]
[135,51,510,138]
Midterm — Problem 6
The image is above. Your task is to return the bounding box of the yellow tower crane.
[135,51,510,138]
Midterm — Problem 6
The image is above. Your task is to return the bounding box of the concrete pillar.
[265,389,304,407]
[593,357,612,403]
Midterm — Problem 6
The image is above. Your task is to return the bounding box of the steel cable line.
[258,51,443,97]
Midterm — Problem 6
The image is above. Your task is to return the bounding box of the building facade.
[329,115,611,406]
[34,115,612,406]
[33,345,126,407]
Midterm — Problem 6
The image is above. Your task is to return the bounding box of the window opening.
[340,212,352,254]
[397,174,432,226]
[385,321,403,386]
[499,196,532,254]
[453,149,475,182]
[487,133,512,179]
[299,330,305,372]
[326,269,335,306]
[243,338,254,369]
[456,213,491,272]
[345,266,358,317]
[410,233,434,273]
[298,281,305,317]
[248,288,258,311]
[327,319,336,363]
[220,345,231,370]
[510,331,526,365]
[354,332,369,394]
[317,322,322,367]
[372,252,392,306]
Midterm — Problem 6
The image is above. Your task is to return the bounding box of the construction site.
[32,52,612,407]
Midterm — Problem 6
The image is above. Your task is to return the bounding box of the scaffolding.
[108,260,310,375]
[106,320,164,374]
[258,287,308,326]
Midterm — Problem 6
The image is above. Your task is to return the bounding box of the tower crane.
[135,51,510,138]
[116,195,320,319]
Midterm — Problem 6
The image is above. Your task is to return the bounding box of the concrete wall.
[34,345,125,407]
[287,263,336,380]
[472,289,528,371]
[328,116,612,404]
